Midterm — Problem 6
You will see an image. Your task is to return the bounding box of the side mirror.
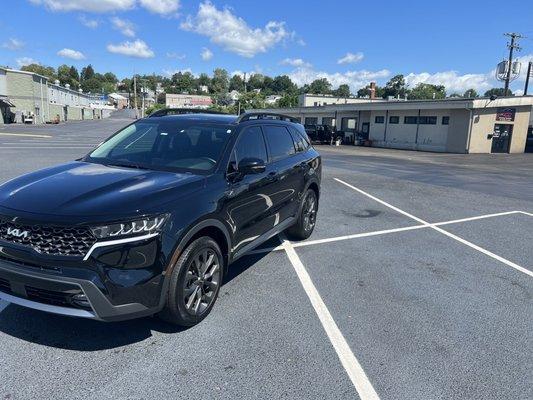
[238,158,266,175]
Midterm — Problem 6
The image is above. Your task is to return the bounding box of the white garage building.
[254,96,533,154]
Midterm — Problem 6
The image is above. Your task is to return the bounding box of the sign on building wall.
[495,108,516,122]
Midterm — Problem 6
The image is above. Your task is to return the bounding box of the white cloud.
[139,0,179,14]
[16,57,39,67]
[166,52,186,60]
[337,52,364,65]
[2,38,24,50]
[404,71,493,94]
[29,0,135,13]
[180,1,289,58]
[107,39,154,58]
[289,66,390,93]
[57,48,86,60]
[280,58,311,68]
[111,17,135,37]
[201,47,213,61]
[163,68,194,77]
[79,15,98,28]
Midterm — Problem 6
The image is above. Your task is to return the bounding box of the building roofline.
[254,95,533,114]
[0,67,49,81]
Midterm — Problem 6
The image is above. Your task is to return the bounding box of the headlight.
[91,214,168,239]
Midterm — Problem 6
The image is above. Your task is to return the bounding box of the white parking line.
[0,132,51,138]
[433,211,524,226]
[334,178,533,278]
[246,211,528,256]
[280,234,380,400]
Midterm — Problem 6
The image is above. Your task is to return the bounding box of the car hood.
[0,162,205,218]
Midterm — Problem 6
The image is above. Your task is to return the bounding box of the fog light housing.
[71,293,91,309]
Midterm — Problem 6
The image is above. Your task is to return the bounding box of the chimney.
[369,82,376,100]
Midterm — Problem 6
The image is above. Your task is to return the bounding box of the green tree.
[332,84,351,98]
[21,64,56,81]
[271,75,297,94]
[308,78,332,94]
[57,64,79,89]
[382,74,407,98]
[69,65,79,82]
[277,93,299,107]
[81,78,103,93]
[247,74,265,91]
[357,83,384,98]
[103,72,118,83]
[484,88,511,97]
[211,68,229,94]
[409,83,446,100]
[229,74,245,92]
[171,71,196,93]
[463,88,479,98]
[237,91,266,111]
[197,73,211,88]
[80,64,95,81]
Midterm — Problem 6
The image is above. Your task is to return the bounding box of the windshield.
[86,119,234,172]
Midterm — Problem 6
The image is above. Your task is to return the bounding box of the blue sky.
[2,0,533,94]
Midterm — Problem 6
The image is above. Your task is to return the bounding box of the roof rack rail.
[148,108,230,118]
[237,112,300,123]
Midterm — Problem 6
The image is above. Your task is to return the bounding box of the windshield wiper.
[105,160,151,170]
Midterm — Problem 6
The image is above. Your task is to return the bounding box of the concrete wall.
[417,109,450,152]
[446,109,470,153]
[49,103,65,122]
[6,70,49,123]
[469,105,530,153]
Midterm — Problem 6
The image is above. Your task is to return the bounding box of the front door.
[491,124,513,153]
[224,126,277,254]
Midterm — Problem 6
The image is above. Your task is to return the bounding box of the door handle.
[267,171,278,180]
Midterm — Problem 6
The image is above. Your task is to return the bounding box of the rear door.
[262,124,305,223]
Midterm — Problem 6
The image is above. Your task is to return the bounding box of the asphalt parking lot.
[0,115,532,400]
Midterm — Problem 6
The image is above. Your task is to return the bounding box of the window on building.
[419,116,437,125]
[263,125,296,161]
[322,117,335,127]
[314,102,318,106]
[341,117,357,131]
[389,116,399,124]
[304,117,318,126]
[442,116,450,125]
[374,116,385,124]
[404,116,418,124]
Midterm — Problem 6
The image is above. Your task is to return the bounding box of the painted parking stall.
[0,118,532,399]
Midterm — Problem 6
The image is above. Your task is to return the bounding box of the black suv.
[0,112,321,326]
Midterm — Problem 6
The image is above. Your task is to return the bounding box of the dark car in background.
[305,124,344,144]
[0,111,321,326]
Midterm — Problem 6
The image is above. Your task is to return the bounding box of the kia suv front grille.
[0,219,96,257]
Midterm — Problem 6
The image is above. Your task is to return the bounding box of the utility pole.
[503,32,523,96]
[133,74,138,118]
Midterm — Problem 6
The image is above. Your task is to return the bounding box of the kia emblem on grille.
[6,227,29,239]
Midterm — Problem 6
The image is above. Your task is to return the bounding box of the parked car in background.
[0,111,321,326]
[305,124,341,144]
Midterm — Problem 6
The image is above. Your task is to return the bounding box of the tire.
[286,188,318,241]
[159,237,224,326]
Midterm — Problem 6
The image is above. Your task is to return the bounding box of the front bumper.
[0,257,164,321]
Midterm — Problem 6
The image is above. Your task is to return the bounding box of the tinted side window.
[289,127,309,152]
[264,125,296,161]
[234,126,267,165]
